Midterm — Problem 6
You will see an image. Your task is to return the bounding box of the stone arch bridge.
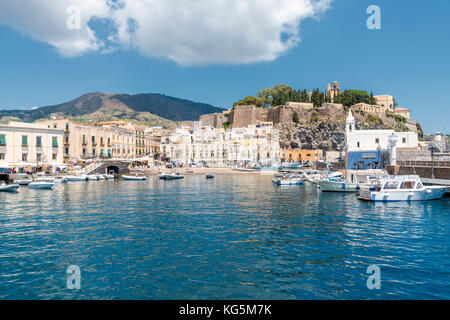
[86,161,130,175]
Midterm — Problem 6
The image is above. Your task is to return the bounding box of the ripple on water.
[0,175,449,299]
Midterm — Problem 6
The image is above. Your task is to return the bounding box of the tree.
[293,112,299,124]
[233,96,265,108]
[336,90,373,107]
[369,92,377,105]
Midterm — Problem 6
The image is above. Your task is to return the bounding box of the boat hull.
[359,187,447,202]
[122,175,147,180]
[317,180,370,193]
[28,182,54,189]
[0,184,20,192]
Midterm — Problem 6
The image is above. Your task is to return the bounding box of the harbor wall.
[386,164,450,180]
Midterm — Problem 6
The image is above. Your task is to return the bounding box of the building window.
[375,138,380,144]
[64,147,69,155]
[36,154,41,162]
[53,124,57,129]
[82,135,86,145]
[92,136,95,144]
[402,138,406,143]
[52,153,57,160]
[52,137,58,147]
[22,135,28,147]
[0,134,6,146]
[0,153,5,160]
[65,124,69,132]
[82,148,86,155]
[65,136,69,144]
[22,153,28,161]
[357,142,360,148]
[92,149,96,156]
[36,136,42,147]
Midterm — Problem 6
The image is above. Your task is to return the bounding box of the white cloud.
[0,0,333,65]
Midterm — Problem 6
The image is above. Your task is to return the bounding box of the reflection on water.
[0,175,449,299]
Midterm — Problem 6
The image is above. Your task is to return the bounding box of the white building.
[0,121,64,168]
[160,123,280,165]
[345,111,418,169]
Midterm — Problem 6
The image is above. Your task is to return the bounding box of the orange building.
[281,149,323,162]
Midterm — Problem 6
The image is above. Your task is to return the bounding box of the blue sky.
[0,0,449,133]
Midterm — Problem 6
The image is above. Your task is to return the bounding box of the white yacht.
[159,172,184,180]
[0,183,20,192]
[358,175,447,202]
[317,174,381,193]
[13,178,33,185]
[28,181,55,189]
[66,175,88,182]
[122,174,147,181]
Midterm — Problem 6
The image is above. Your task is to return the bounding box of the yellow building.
[99,121,147,157]
[36,119,135,162]
[281,149,323,162]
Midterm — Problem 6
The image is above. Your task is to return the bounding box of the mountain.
[0,92,223,126]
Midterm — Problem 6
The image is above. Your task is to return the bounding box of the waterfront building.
[161,122,280,165]
[98,121,147,157]
[345,111,418,170]
[144,127,162,156]
[280,149,323,163]
[0,121,63,168]
[36,119,135,162]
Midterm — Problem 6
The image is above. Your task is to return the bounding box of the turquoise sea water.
[0,175,449,299]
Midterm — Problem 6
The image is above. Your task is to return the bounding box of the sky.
[0,0,449,134]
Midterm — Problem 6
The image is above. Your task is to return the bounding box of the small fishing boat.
[53,176,68,184]
[66,175,88,182]
[104,174,115,179]
[317,172,383,193]
[13,178,33,185]
[358,175,447,202]
[122,174,147,181]
[274,177,305,185]
[28,181,55,189]
[206,174,215,179]
[185,169,194,173]
[87,175,100,181]
[160,173,184,180]
[0,183,20,192]
[34,177,55,183]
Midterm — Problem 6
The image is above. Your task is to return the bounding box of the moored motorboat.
[206,174,215,179]
[87,175,100,181]
[28,181,55,189]
[66,175,88,182]
[274,177,305,185]
[160,173,184,180]
[0,183,20,192]
[358,175,447,202]
[122,174,147,181]
[13,178,33,185]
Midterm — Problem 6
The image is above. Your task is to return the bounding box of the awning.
[10,162,37,167]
